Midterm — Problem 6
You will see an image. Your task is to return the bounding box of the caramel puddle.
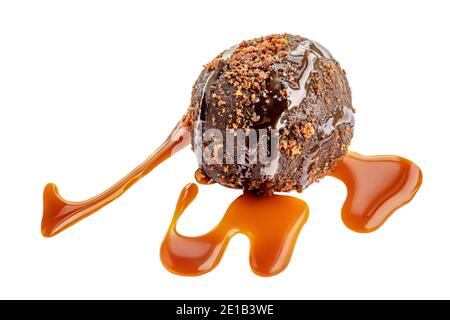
[41,122,190,237]
[161,152,422,276]
[160,183,309,277]
[331,152,423,233]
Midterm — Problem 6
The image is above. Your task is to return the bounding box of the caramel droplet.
[194,168,215,185]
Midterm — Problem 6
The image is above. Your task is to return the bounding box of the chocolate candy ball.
[183,34,354,195]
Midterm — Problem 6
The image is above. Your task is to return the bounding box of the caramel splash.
[160,183,309,277]
[331,152,422,233]
[41,122,190,237]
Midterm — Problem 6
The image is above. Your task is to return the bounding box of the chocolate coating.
[184,34,355,195]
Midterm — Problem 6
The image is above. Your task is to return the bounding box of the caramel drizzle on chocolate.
[41,121,190,237]
[160,183,309,277]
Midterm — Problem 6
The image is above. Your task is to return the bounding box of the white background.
[0,0,448,299]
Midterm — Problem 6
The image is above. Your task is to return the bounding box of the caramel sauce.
[160,152,422,277]
[41,121,190,237]
[41,122,422,277]
[160,183,309,277]
[331,152,422,233]
[194,168,215,185]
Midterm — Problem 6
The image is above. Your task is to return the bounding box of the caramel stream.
[41,122,190,237]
